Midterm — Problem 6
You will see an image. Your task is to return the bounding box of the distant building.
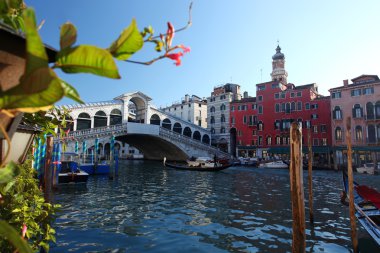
[329,75,380,168]
[161,94,207,128]
[207,83,241,152]
[230,45,332,166]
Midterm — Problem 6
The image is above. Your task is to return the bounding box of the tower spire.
[270,43,288,84]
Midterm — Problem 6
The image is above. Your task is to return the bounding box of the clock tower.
[270,45,288,84]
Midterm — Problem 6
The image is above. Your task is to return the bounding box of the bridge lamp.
[1,124,40,165]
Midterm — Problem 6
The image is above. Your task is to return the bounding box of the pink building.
[329,75,380,168]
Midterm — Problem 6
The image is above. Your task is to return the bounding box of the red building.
[230,46,332,166]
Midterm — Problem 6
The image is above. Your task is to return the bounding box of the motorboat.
[165,161,232,171]
[356,163,376,175]
[259,160,289,169]
[58,153,89,184]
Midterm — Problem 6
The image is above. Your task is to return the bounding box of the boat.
[165,161,232,171]
[58,153,89,184]
[238,157,259,167]
[259,160,289,169]
[356,163,376,175]
[79,154,119,175]
[342,172,380,246]
[186,157,217,168]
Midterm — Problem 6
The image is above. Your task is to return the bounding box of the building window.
[251,104,257,110]
[258,136,263,145]
[285,103,291,113]
[305,103,310,110]
[281,103,285,112]
[297,102,302,111]
[243,115,247,124]
[272,83,279,89]
[313,138,319,146]
[313,125,318,133]
[281,92,286,99]
[210,106,215,113]
[351,89,362,97]
[311,104,318,109]
[322,138,327,146]
[231,117,235,124]
[220,127,226,134]
[252,130,257,136]
[267,136,272,145]
[305,120,311,129]
[257,85,265,91]
[333,106,342,120]
[291,102,296,112]
[210,116,215,124]
[231,106,235,112]
[311,114,318,119]
[331,91,341,99]
[355,126,363,141]
[352,104,363,118]
[211,128,215,134]
[290,92,295,98]
[297,91,302,97]
[275,104,280,113]
[220,104,226,111]
[276,136,281,145]
[321,124,327,132]
[275,120,281,130]
[275,93,280,99]
[221,114,226,123]
[251,140,256,145]
[335,127,343,141]
[258,105,263,114]
[258,95,263,102]
[258,121,263,131]
[363,87,374,95]
[238,130,242,136]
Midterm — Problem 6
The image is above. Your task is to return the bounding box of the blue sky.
[29,1,380,108]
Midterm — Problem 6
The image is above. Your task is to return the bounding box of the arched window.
[220,104,226,111]
[258,121,263,131]
[110,109,122,125]
[210,106,215,113]
[162,118,172,130]
[211,128,215,134]
[220,127,225,133]
[210,116,215,124]
[286,103,291,113]
[355,125,363,141]
[333,106,342,120]
[366,102,374,120]
[193,131,201,140]
[291,102,296,112]
[183,127,192,137]
[221,114,226,123]
[376,101,380,119]
[267,136,272,145]
[94,110,107,128]
[77,112,91,130]
[335,127,342,141]
[368,124,376,143]
[352,104,363,118]
[173,122,182,134]
[276,136,281,145]
[150,114,161,125]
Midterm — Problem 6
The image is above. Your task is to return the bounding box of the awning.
[334,146,380,152]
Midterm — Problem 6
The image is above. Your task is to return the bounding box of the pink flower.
[178,44,191,53]
[166,22,175,48]
[165,52,183,66]
[22,224,27,238]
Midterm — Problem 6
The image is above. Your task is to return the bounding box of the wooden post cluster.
[346,117,358,253]
[289,122,306,253]
[307,129,314,225]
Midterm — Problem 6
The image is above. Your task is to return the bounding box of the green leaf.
[60,22,77,50]
[22,8,48,77]
[0,221,33,253]
[153,40,164,52]
[108,18,143,60]
[56,45,120,79]
[60,79,84,103]
[0,161,19,184]
[0,67,65,112]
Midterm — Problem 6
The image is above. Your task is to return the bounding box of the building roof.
[329,74,380,91]
[231,97,256,104]
[272,45,285,60]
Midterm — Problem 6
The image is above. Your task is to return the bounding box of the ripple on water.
[51,162,380,252]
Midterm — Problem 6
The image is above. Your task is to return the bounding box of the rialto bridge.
[57,92,229,161]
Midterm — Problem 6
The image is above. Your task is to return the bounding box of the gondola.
[342,172,380,246]
[165,162,232,171]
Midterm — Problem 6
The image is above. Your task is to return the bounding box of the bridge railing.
[65,123,128,140]
[158,127,229,158]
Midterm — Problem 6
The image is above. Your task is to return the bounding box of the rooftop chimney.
[343,79,348,87]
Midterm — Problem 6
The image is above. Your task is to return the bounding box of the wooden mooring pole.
[290,122,306,253]
[346,117,358,253]
[307,129,314,225]
[43,136,54,201]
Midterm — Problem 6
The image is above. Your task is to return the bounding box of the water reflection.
[51,161,379,252]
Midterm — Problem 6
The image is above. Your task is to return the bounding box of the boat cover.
[356,185,380,209]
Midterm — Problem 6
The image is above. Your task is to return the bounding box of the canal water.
[51,160,380,253]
